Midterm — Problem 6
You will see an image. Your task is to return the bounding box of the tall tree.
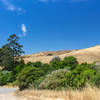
[0,34,24,70]
[7,34,24,60]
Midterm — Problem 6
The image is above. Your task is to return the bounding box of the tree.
[7,34,24,60]
[0,34,24,70]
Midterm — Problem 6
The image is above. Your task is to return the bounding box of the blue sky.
[0,0,100,54]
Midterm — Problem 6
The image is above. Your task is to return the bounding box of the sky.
[0,0,100,54]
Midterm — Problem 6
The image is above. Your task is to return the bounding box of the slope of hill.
[23,45,100,64]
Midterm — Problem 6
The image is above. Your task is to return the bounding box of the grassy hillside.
[23,45,100,64]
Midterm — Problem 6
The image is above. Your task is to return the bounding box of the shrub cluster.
[0,56,100,91]
[0,70,13,85]
[39,69,69,90]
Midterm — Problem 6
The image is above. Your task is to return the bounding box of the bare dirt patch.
[0,88,19,100]
[0,93,20,100]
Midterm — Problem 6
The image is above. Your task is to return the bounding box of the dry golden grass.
[23,45,100,64]
[16,86,100,100]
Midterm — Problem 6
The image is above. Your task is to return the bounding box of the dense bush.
[0,70,13,85]
[50,56,78,71]
[27,61,53,74]
[65,64,96,89]
[39,69,69,90]
[64,56,78,70]
[13,63,26,80]
[80,69,96,84]
[17,67,44,90]
[33,76,45,88]
[66,70,85,89]
[91,71,100,87]
[32,61,43,68]
[50,60,62,70]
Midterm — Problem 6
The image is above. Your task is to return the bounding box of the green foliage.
[13,62,25,80]
[12,80,19,86]
[7,34,24,58]
[0,46,14,70]
[50,56,78,71]
[0,70,13,86]
[17,67,44,90]
[33,76,45,88]
[50,60,70,71]
[16,56,100,90]
[27,61,52,74]
[50,60,62,70]
[32,61,42,67]
[64,56,78,70]
[80,69,96,84]
[39,69,69,90]
[91,71,100,87]
[0,34,24,70]
[66,70,85,89]
[74,64,89,74]
[65,64,96,89]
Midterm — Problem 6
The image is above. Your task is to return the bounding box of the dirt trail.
[0,88,20,100]
[0,93,20,100]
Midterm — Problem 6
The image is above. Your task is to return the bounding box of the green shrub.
[17,67,44,90]
[64,56,78,70]
[50,60,71,71]
[26,62,51,74]
[66,64,97,89]
[74,64,92,74]
[26,62,33,66]
[27,61,42,68]
[0,70,13,86]
[39,69,69,90]
[32,61,43,68]
[41,63,52,74]
[80,69,96,84]
[66,70,85,89]
[91,71,100,87]
[33,76,45,88]
[50,60,62,70]
[13,64,26,79]
[12,80,19,86]
[65,64,90,89]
